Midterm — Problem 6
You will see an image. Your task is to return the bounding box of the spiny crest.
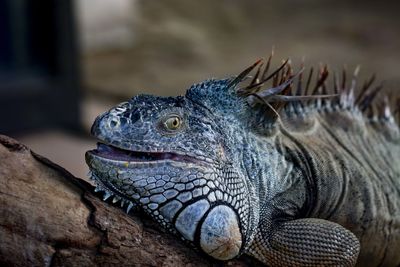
[186,78,248,118]
[230,52,399,127]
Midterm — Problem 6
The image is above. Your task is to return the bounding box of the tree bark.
[0,135,260,267]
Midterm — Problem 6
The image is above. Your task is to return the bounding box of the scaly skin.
[85,61,400,266]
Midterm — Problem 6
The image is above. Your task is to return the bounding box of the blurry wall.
[0,0,80,134]
[77,0,400,101]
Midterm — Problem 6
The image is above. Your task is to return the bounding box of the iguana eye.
[163,115,182,131]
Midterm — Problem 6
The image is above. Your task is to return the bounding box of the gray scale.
[162,175,171,181]
[196,173,205,178]
[145,183,156,190]
[159,200,182,222]
[130,193,140,200]
[156,180,166,187]
[150,194,167,204]
[171,177,181,183]
[121,178,133,185]
[164,182,175,189]
[177,192,193,203]
[148,203,158,210]
[163,189,179,199]
[207,181,215,189]
[149,187,165,194]
[147,177,156,184]
[140,197,150,204]
[185,182,195,190]
[202,187,210,195]
[215,190,223,200]
[193,188,203,198]
[174,183,185,191]
[125,189,137,195]
[188,174,197,181]
[208,191,216,202]
[174,199,210,242]
[203,173,213,180]
[134,179,147,188]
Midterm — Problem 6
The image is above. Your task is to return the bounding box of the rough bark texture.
[0,135,260,267]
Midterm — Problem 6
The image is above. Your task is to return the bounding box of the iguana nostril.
[109,117,120,128]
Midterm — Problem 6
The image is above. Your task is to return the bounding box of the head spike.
[261,49,274,80]
[355,74,376,105]
[228,59,262,89]
[333,71,339,94]
[394,98,400,124]
[246,59,290,91]
[255,68,304,99]
[349,65,361,96]
[359,83,384,111]
[250,62,264,87]
[296,59,305,95]
[341,65,347,90]
[304,67,314,96]
[311,65,329,95]
[382,95,393,121]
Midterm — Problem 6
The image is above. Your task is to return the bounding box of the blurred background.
[1,0,399,179]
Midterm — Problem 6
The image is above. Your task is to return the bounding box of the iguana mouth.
[90,142,198,163]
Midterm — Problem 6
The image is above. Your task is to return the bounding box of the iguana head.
[85,78,259,260]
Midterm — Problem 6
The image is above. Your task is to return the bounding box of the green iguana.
[85,55,400,266]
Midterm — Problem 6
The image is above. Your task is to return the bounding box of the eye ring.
[163,115,183,132]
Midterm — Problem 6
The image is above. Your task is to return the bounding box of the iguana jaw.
[85,149,248,260]
[89,142,206,165]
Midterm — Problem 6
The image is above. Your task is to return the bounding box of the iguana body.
[86,58,400,266]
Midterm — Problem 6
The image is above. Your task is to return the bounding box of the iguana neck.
[240,130,310,226]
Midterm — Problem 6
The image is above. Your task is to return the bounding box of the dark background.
[1,0,399,178]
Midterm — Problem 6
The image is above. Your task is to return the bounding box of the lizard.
[85,55,400,267]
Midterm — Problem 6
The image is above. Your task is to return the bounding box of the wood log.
[0,135,260,267]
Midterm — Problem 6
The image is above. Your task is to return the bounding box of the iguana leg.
[247,218,360,267]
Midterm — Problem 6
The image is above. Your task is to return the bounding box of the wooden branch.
[0,135,260,267]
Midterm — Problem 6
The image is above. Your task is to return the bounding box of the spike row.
[233,54,398,124]
[89,172,137,214]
